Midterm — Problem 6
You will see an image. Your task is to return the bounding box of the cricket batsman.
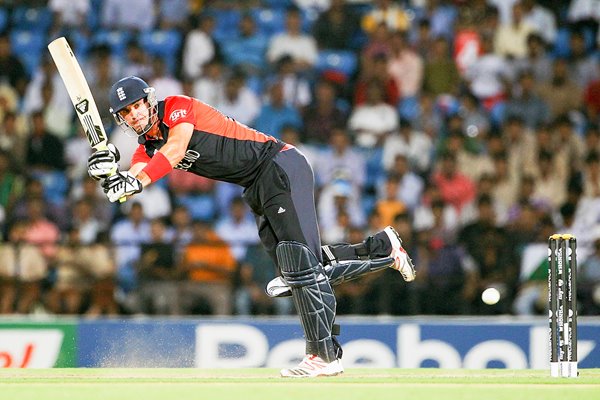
[88,76,416,377]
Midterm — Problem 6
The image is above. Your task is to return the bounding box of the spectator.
[49,0,91,36]
[70,199,102,245]
[182,13,220,81]
[0,34,29,98]
[457,194,516,314]
[373,174,406,228]
[179,221,237,315]
[0,111,28,169]
[465,33,510,111]
[0,220,47,314]
[514,33,553,84]
[222,13,268,75]
[312,0,359,50]
[47,227,113,315]
[504,70,550,130]
[536,59,583,119]
[271,55,312,108]
[502,115,537,182]
[101,0,156,32]
[136,218,181,315]
[348,80,398,148]
[192,59,226,108]
[387,31,423,99]
[423,36,461,97]
[119,42,152,81]
[214,70,261,126]
[267,6,318,73]
[0,150,24,215]
[301,79,348,145]
[110,202,151,297]
[22,197,60,261]
[215,197,260,262]
[354,52,399,106]
[382,118,432,175]
[417,227,477,315]
[584,72,600,121]
[567,30,599,89]
[521,0,557,44]
[235,243,291,315]
[157,0,189,31]
[431,151,477,215]
[252,80,302,139]
[23,57,73,139]
[379,154,424,212]
[493,2,534,59]
[150,57,184,100]
[317,176,365,237]
[167,204,193,253]
[25,111,65,171]
[69,178,114,231]
[313,127,366,190]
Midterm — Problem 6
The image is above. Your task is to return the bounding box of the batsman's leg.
[267,226,416,298]
[277,241,343,377]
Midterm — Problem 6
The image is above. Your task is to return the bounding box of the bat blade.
[48,37,125,203]
[48,37,108,150]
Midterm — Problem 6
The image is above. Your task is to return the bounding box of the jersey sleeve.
[163,95,196,128]
[131,144,151,166]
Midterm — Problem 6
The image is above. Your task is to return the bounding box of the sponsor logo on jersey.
[175,150,200,171]
[170,109,187,122]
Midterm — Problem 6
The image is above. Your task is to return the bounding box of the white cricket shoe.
[280,355,344,378]
[384,226,416,282]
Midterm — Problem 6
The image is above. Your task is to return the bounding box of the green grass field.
[2,369,600,400]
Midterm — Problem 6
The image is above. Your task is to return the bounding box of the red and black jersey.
[131,96,287,187]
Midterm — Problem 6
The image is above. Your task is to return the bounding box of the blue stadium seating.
[552,27,571,58]
[92,30,133,57]
[316,50,358,79]
[0,8,8,33]
[251,8,286,37]
[211,9,242,43]
[10,30,45,76]
[11,6,53,33]
[138,30,182,73]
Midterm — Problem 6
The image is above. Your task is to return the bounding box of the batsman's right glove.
[87,143,120,181]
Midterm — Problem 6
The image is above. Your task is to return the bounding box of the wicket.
[548,234,578,378]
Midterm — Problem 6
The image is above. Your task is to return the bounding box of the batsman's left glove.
[87,143,120,181]
[102,171,143,202]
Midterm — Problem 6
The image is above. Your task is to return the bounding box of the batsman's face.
[118,98,152,135]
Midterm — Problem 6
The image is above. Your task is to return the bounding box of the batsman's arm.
[133,122,194,186]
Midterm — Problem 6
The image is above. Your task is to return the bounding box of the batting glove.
[101,171,143,202]
[87,143,120,181]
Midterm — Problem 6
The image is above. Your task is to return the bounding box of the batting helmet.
[109,76,158,135]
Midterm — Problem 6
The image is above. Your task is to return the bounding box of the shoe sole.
[384,226,416,282]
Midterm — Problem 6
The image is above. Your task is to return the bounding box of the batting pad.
[277,241,338,362]
[325,257,395,286]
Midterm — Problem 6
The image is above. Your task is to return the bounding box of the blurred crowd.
[0,0,599,317]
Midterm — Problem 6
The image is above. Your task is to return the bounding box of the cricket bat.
[48,37,125,202]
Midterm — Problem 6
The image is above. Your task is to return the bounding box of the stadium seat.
[10,30,45,76]
[92,30,133,57]
[316,50,358,80]
[11,6,53,33]
[0,8,8,33]
[552,27,571,58]
[211,9,242,43]
[251,8,286,37]
[138,30,182,73]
